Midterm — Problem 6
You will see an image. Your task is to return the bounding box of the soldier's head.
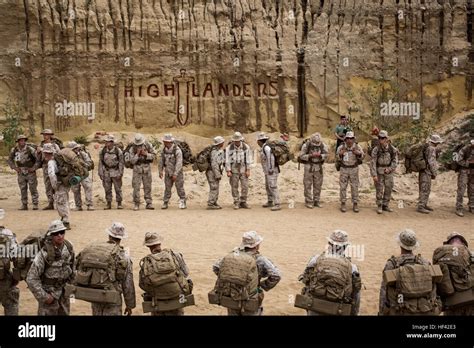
[162,134,174,149]
[444,232,468,248]
[105,135,115,149]
[240,231,263,252]
[397,229,419,254]
[256,132,269,148]
[280,133,290,142]
[371,127,380,136]
[232,132,244,147]
[41,129,54,142]
[106,222,127,244]
[67,141,81,154]
[16,134,28,147]
[144,232,163,253]
[428,134,443,148]
[213,136,225,149]
[340,115,348,125]
[344,131,355,146]
[42,143,55,160]
[311,133,322,145]
[326,230,349,256]
[47,220,67,247]
[378,130,389,146]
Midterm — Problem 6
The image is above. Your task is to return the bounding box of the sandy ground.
[0,132,472,315]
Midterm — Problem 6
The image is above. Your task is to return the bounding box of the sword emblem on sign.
[173,69,195,126]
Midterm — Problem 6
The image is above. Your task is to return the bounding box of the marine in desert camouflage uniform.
[455,139,474,217]
[90,223,136,316]
[26,220,74,316]
[68,141,94,211]
[0,211,19,316]
[299,133,328,209]
[213,231,281,316]
[225,132,252,210]
[38,129,62,210]
[98,135,124,210]
[206,136,225,210]
[417,134,443,214]
[7,135,40,210]
[370,130,398,214]
[159,134,186,210]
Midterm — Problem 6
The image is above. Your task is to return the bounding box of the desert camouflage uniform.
[206,147,225,205]
[370,144,398,207]
[261,143,280,206]
[418,144,438,209]
[26,240,75,315]
[129,142,156,205]
[139,250,190,316]
[71,149,94,209]
[47,159,70,224]
[378,254,440,315]
[225,143,252,205]
[98,146,124,205]
[7,144,39,207]
[299,252,361,316]
[91,241,136,315]
[455,144,474,211]
[39,141,61,206]
[300,141,328,205]
[159,144,186,203]
[0,228,19,315]
[213,248,281,316]
[337,143,364,204]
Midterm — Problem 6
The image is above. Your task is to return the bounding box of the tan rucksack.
[308,253,353,303]
[433,245,473,296]
[75,242,127,290]
[139,249,190,300]
[386,255,439,315]
[213,249,259,301]
[0,228,13,283]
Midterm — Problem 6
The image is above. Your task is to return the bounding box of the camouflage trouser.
[37,293,70,315]
[91,302,122,316]
[227,308,261,316]
[102,174,123,204]
[42,165,54,204]
[456,169,474,210]
[229,173,249,204]
[418,171,432,208]
[132,168,153,204]
[0,286,19,316]
[375,172,394,207]
[55,184,70,223]
[163,172,186,202]
[71,175,93,208]
[444,303,474,316]
[151,308,184,316]
[206,170,221,205]
[264,173,280,205]
[303,165,323,204]
[17,172,39,205]
[339,167,359,204]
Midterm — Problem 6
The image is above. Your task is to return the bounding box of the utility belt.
[443,288,474,309]
[136,159,153,166]
[208,290,260,312]
[142,294,195,313]
[65,284,121,304]
[341,164,358,169]
[377,164,390,168]
[294,294,352,316]
[42,277,67,288]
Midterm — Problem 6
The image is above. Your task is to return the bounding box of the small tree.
[1,99,24,151]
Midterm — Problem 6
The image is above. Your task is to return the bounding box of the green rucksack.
[266,140,293,166]
[308,253,353,303]
[192,145,214,172]
[213,250,259,301]
[75,242,127,290]
[54,148,89,186]
[80,145,94,171]
[444,144,470,172]
[175,140,194,166]
[405,143,428,173]
[139,249,190,300]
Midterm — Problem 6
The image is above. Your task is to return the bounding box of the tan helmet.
[143,232,164,246]
[240,231,263,249]
[106,222,127,239]
[47,220,67,236]
[397,229,419,251]
[133,133,145,146]
[327,230,350,246]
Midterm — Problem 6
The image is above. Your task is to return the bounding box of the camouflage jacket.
[26,241,75,302]
[159,143,183,176]
[7,144,39,171]
[208,147,225,179]
[423,143,439,176]
[98,145,124,178]
[370,144,398,176]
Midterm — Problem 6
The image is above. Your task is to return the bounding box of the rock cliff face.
[0,0,473,136]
